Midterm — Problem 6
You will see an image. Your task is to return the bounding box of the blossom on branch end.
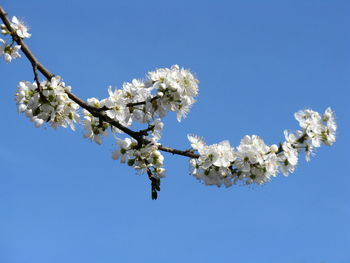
[188,108,336,187]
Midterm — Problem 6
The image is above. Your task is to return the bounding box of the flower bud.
[323,112,331,122]
[34,118,44,128]
[25,110,33,118]
[18,104,27,112]
[270,144,279,153]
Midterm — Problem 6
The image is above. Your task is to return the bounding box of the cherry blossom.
[15,76,80,130]
[188,108,336,187]
[10,16,31,38]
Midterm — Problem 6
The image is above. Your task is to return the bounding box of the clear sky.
[1,0,349,262]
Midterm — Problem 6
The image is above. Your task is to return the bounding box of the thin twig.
[32,64,41,90]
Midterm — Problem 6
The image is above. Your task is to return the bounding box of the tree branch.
[0,5,199,159]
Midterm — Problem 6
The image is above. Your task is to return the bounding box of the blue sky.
[0,0,349,262]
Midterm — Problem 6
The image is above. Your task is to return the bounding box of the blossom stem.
[126,95,160,107]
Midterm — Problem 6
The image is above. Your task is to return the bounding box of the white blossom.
[188,134,281,186]
[277,131,299,176]
[11,16,31,39]
[112,138,165,178]
[294,108,337,160]
[83,112,109,145]
[0,38,21,62]
[122,79,153,123]
[321,107,337,146]
[233,135,279,184]
[112,137,134,163]
[187,135,235,187]
[150,119,164,141]
[104,86,131,127]
[15,76,80,130]
[82,98,109,144]
[1,24,8,35]
[99,65,198,126]
[148,65,199,122]
[188,108,336,187]
[188,134,206,152]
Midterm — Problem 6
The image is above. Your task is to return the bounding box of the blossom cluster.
[82,98,110,144]
[188,108,336,187]
[147,64,199,121]
[14,64,197,181]
[82,65,198,144]
[294,108,337,152]
[111,117,165,177]
[15,76,80,130]
[1,16,30,62]
[112,138,166,178]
